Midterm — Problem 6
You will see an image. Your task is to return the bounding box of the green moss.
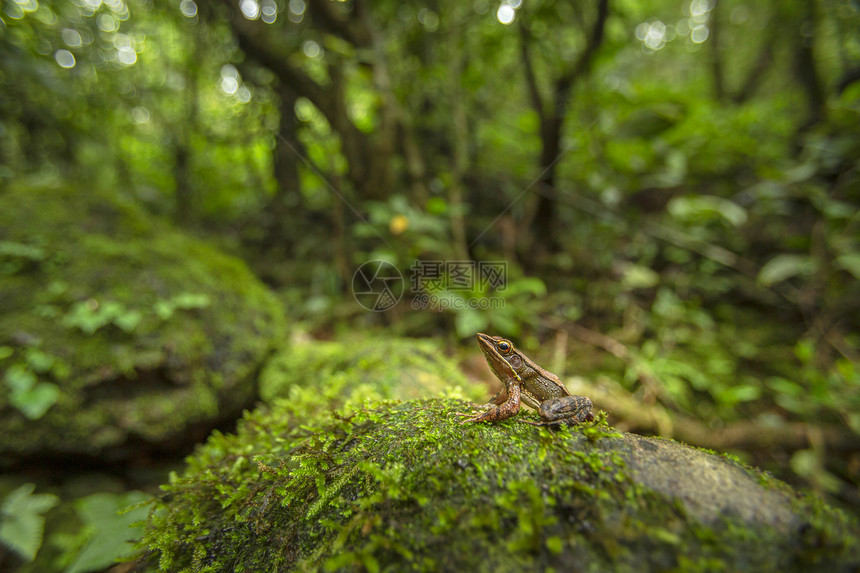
[258,336,484,412]
[137,398,860,572]
[0,182,285,458]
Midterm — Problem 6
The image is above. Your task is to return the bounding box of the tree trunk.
[793,0,825,133]
[521,0,609,255]
[265,82,303,247]
[173,27,201,225]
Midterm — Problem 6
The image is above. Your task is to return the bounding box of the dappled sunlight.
[239,0,278,23]
[219,64,251,102]
[636,20,669,51]
[636,0,716,52]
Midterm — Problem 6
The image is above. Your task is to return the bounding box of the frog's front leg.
[458,382,522,424]
[520,395,594,426]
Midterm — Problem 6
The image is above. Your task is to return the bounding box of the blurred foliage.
[1,0,860,552]
[0,484,59,562]
[57,491,149,573]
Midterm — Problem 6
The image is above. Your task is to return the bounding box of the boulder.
[0,183,284,461]
[138,397,860,572]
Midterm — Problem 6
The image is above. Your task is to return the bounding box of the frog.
[458,333,594,426]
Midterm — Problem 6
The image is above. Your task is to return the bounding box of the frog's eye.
[497,341,511,354]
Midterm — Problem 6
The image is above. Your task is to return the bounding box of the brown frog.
[459,333,594,426]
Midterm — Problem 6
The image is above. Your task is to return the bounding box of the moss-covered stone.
[138,398,860,572]
[0,182,284,460]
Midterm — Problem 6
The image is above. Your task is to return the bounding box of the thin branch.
[732,39,774,103]
[518,20,546,127]
[557,0,609,94]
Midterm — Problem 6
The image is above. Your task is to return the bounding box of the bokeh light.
[261,0,277,24]
[55,49,76,69]
[690,24,709,43]
[240,0,259,20]
[113,33,137,66]
[220,64,239,95]
[417,8,439,32]
[497,4,515,25]
[97,13,118,32]
[179,0,197,18]
[62,28,83,48]
[288,0,304,23]
[302,40,321,58]
[636,20,668,51]
[131,106,150,124]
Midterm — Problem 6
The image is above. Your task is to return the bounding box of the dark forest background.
[1,0,860,568]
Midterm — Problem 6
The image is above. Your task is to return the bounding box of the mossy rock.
[0,183,284,461]
[138,398,860,572]
[259,336,484,406]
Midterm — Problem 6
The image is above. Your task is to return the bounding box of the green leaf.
[154,300,174,320]
[719,384,761,404]
[63,301,113,335]
[0,484,59,561]
[757,254,813,286]
[455,309,487,339]
[4,363,36,392]
[766,376,804,397]
[836,253,860,280]
[0,240,46,262]
[172,292,211,309]
[24,348,54,374]
[790,449,817,478]
[546,536,564,554]
[425,197,447,215]
[0,346,13,361]
[114,310,143,332]
[10,382,61,420]
[65,491,151,573]
[489,311,519,338]
[794,339,815,364]
[668,196,748,227]
[503,277,546,297]
[621,264,660,290]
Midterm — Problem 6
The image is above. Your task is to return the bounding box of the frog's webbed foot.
[454,403,490,422]
[457,399,521,425]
